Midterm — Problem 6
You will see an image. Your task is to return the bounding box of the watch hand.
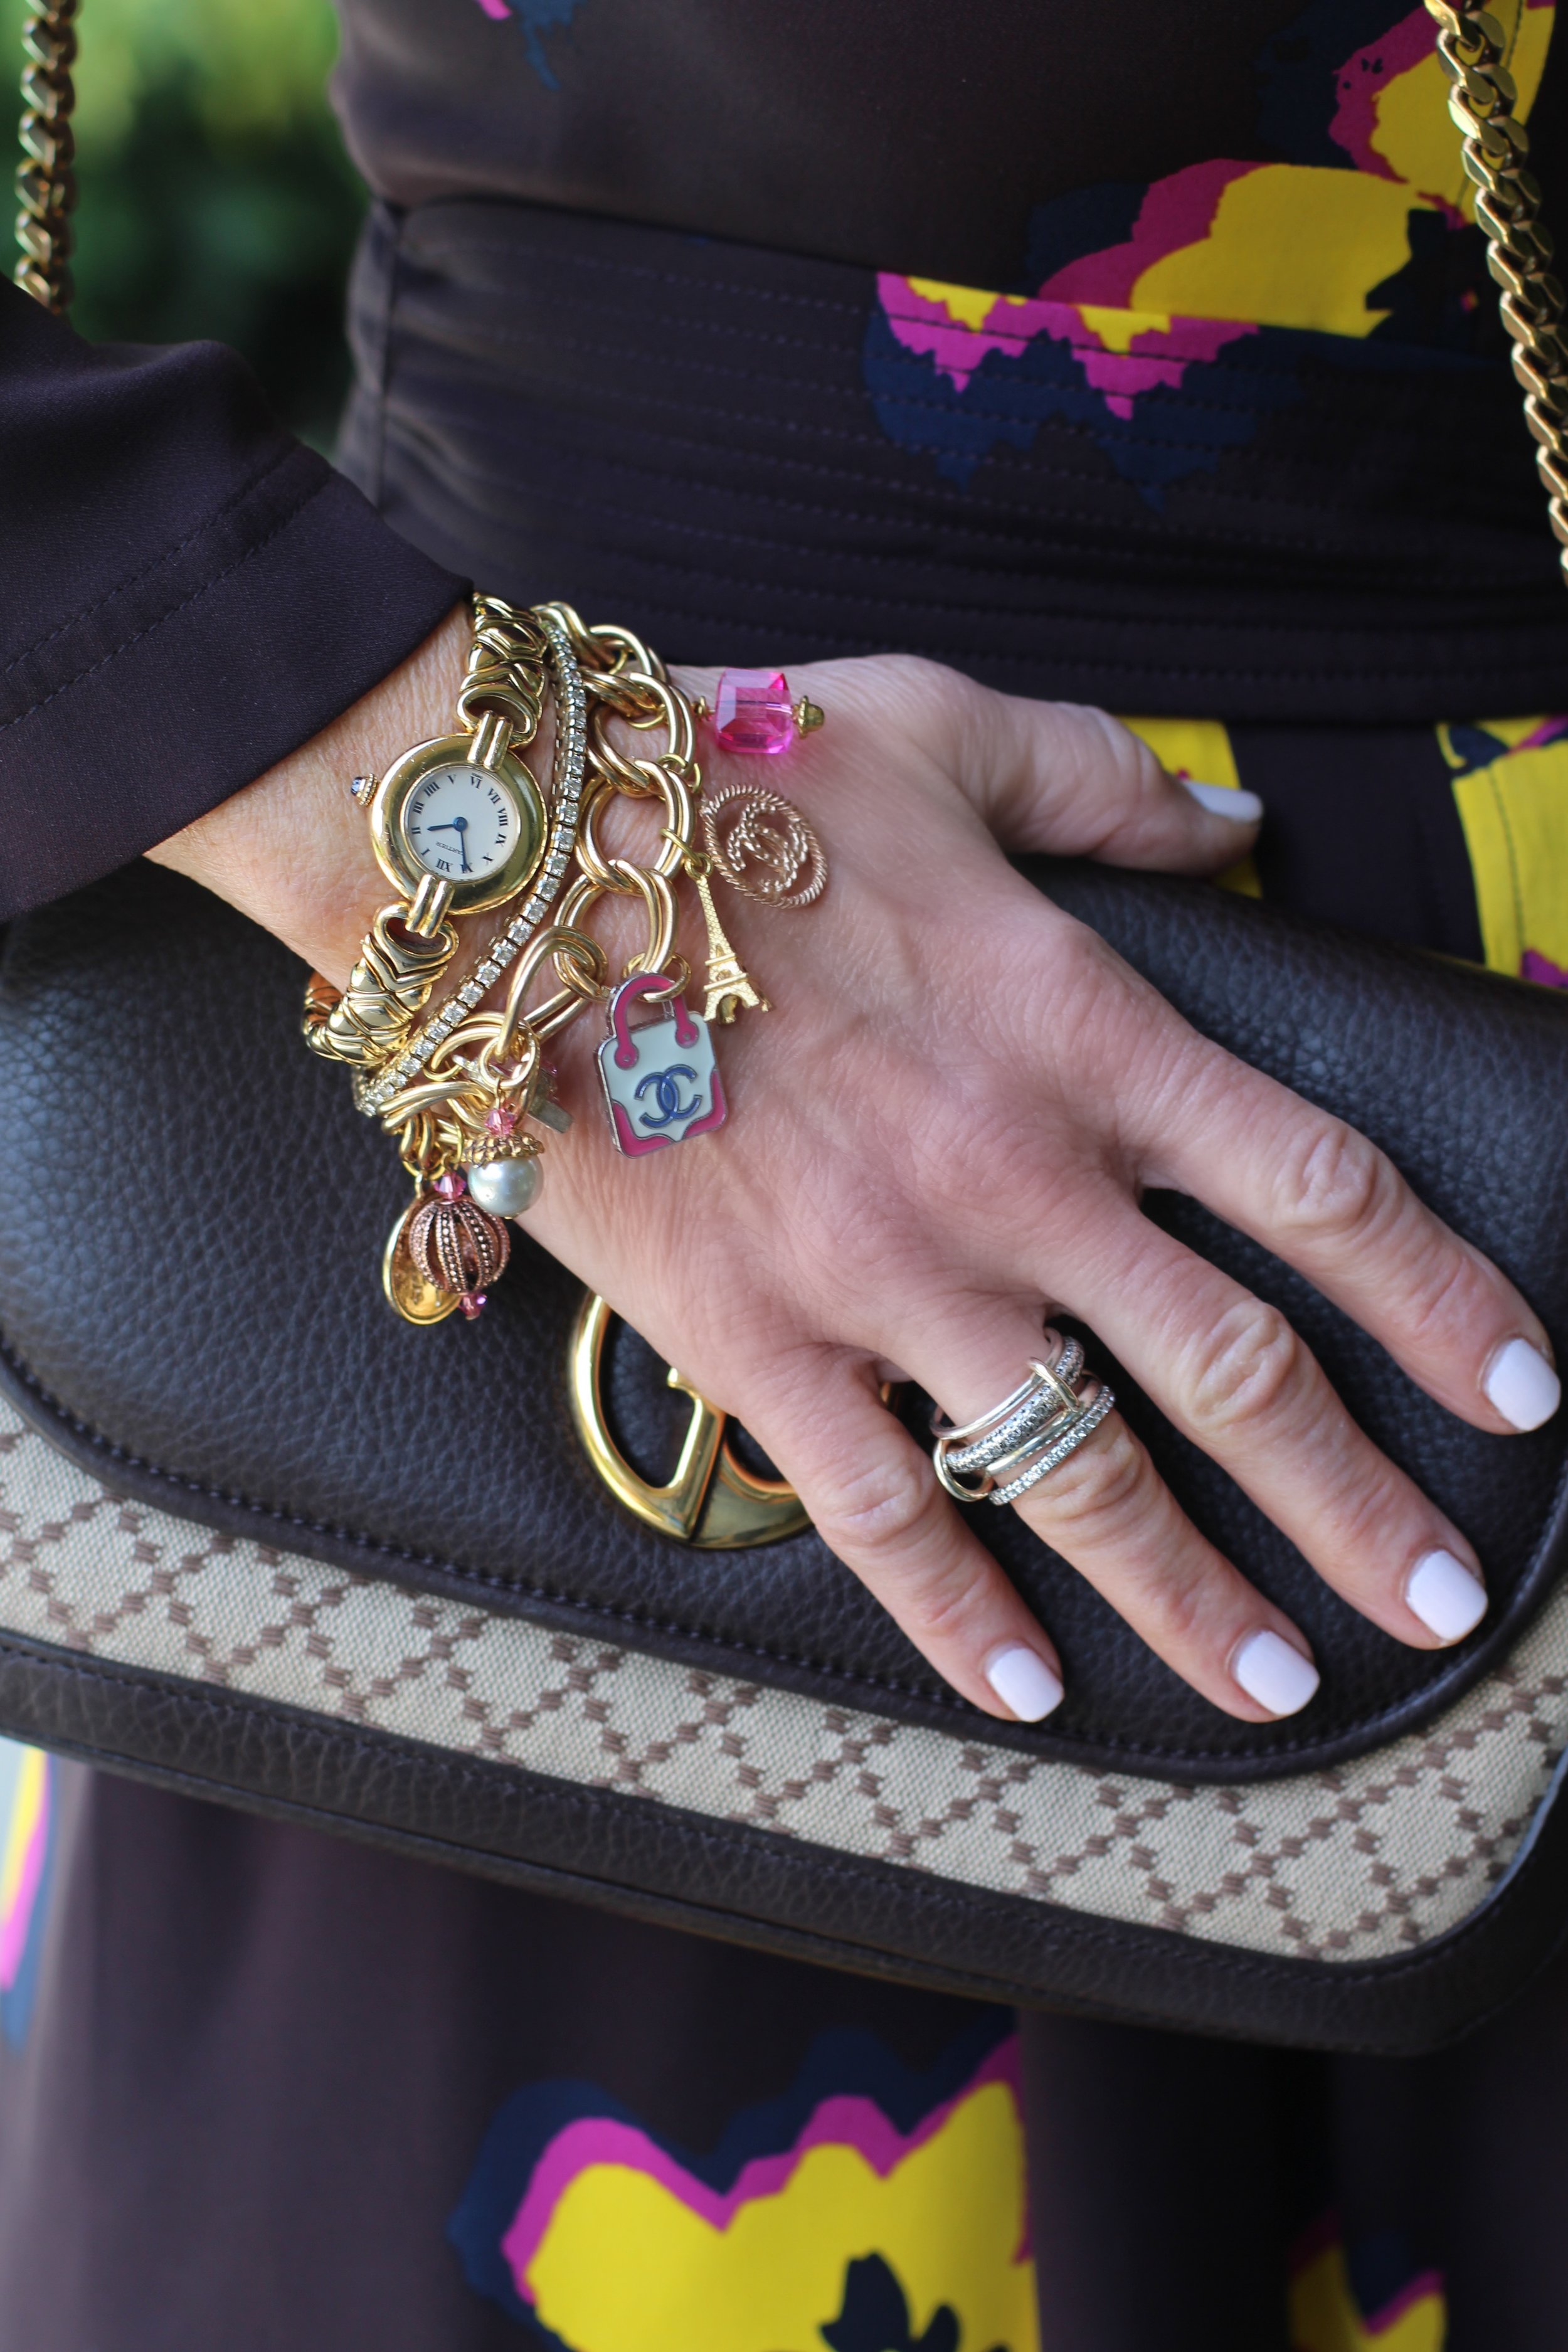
[426,816,473,873]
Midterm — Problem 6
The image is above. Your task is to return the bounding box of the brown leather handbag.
[7,0,1568,2050]
[4,853,1568,2051]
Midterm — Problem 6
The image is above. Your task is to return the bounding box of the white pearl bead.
[466,1157,541,1217]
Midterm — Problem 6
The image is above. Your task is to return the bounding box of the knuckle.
[1079,704,1163,802]
[1185,1298,1306,1439]
[1022,1427,1239,1651]
[1023,1418,1147,1535]
[815,1448,937,1560]
[1137,1550,1226,1653]
[867,651,966,723]
[1322,1466,1412,1562]
[1277,1120,1392,1247]
[1034,915,1132,1028]
[1394,1236,1483,1348]
[907,1555,1004,1646]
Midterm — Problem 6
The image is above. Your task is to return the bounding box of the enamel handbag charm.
[597,975,728,1156]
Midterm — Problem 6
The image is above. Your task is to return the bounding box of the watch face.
[402,763,520,882]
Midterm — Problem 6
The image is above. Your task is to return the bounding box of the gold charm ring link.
[561,863,682,982]
[511,875,617,1036]
[538,605,662,690]
[483,923,608,1074]
[377,924,605,1129]
[586,674,699,800]
[611,861,682,980]
[573,769,696,893]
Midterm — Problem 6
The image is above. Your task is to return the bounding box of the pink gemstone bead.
[459,1291,488,1320]
[433,1171,467,1200]
[485,1103,519,1136]
[712,669,795,756]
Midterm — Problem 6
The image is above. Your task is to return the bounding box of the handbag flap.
[1,859,1565,1783]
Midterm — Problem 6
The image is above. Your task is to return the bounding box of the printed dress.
[2,4,1567,2349]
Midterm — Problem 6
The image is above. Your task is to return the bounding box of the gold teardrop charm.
[382,1197,460,1325]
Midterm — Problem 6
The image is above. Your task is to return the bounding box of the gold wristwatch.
[364,708,547,935]
[304,598,553,1068]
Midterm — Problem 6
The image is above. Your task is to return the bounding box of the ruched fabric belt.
[339,196,1568,724]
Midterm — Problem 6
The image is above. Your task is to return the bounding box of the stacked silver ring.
[931,1329,1115,1507]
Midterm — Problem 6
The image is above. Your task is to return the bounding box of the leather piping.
[3,1623,1567,2052]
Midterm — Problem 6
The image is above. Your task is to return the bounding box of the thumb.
[967,691,1263,875]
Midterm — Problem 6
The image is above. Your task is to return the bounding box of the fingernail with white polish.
[1406,1548,1488,1643]
[985,1645,1064,1722]
[1483,1338,1560,1432]
[1179,777,1264,824]
[1232,1629,1320,1717]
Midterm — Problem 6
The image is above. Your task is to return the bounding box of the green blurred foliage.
[9,0,364,444]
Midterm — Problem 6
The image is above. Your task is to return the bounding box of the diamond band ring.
[931,1330,1115,1507]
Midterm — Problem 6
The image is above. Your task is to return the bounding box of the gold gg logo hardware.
[568,1293,809,1548]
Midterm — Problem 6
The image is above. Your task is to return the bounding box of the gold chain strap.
[13,0,77,314]
[1427,2,1568,573]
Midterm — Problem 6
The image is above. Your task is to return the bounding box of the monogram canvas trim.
[2,1408,1564,1965]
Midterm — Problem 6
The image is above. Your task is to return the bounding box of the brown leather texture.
[1,859,1565,1784]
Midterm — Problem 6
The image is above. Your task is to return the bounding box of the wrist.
[146,602,472,986]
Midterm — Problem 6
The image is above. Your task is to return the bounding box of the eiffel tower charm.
[687,857,771,1024]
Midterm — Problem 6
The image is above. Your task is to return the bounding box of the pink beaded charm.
[708,670,822,755]
[712,671,793,755]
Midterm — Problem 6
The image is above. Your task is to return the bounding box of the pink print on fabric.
[1033,158,1253,309]
[1288,2208,1447,2346]
[499,2034,1026,2297]
[0,1754,48,1993]
[0,1745,53,2046]
[1508,714,1568,756]
[1521,948,1568,987]
[864,0,1562,494]
[876,153,1261,430]
[878,278,1254,421]
[1363,2267,1449,2336]
[1328,7,1447,182]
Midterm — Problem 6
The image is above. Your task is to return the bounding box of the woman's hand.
[150,614,1560,1727]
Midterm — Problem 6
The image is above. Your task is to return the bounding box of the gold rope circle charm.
[699,782,827,908]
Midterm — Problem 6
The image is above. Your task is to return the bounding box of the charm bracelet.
[302,602,830,1326]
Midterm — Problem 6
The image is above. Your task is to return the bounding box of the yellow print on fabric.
[867,3,1555,493]
[889,1,1552,369]
[1443,719,1568,983]
[1290,2226,1446,2350]
[448,2027,1036,2349]
[525,2076,1034,2352]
